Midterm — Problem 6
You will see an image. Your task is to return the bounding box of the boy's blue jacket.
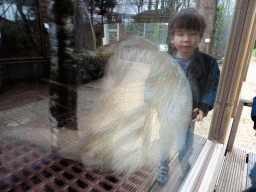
[168,48,220,116]
[251,97,256,129]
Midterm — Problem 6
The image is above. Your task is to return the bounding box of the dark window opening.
[0,0,43,59]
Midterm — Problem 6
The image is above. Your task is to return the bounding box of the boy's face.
[171,29,201,58]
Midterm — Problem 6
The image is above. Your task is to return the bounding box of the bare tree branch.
[0,0,15,18]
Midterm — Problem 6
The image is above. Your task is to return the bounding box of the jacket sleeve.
[200,58,220,116]
[251,96,256,130]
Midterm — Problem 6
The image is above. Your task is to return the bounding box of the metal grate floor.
[0,138,125,192]
[0,137,159,192]
[0,135,208,192]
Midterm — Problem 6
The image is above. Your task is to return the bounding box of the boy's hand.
[192,108,205,122]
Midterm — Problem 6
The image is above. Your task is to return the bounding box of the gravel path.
[195,57,256,152]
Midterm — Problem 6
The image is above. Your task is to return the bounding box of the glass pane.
[0,0,240,191]
[194,0,235,138]
[0,0,43,59]
[80,0,236,183]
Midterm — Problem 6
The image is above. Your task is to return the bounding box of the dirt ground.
[194,56,256,152]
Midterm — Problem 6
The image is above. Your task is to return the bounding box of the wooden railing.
[227,96,253,151]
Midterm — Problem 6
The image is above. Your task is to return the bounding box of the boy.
[156,8,220,184]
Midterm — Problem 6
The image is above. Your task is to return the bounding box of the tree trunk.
[161,0,164,9]
[198,0,218,53]
[148,0,152,11]
[196,0,200,9]
[47,0,78,151]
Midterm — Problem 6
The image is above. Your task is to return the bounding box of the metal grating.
[0,137,159,192]
[56,112,76,128]
[0,138,124,192]
[118,164,158,192]
[0,135,214,192]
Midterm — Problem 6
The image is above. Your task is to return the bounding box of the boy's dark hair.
[168,8,206,39]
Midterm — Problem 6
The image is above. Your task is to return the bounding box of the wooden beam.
[231,10,256,118]
[208,0,256,144]
[178,140,213,192]
[197,118,233,192]
[227,94,254,151]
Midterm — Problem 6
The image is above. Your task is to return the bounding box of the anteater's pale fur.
[59,36,192,175]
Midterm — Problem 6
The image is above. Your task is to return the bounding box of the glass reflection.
[0,0,43,59]
[0,0,237,191]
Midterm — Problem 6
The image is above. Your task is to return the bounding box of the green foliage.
[74,52,111,82]
[0,20,43,59]
[211,3,225,57]
[253,41,256,56]
[49,51,109,119]
[252,49,256,56]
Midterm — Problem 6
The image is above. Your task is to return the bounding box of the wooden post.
[208,0,256,144]
[230,11,256,119]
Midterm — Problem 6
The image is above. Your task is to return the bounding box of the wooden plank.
[240,97,253,106]
[178,140,212,192]
[227,100,244,151]
[196,118,233,192]
[214,147,247,192]
[227,94,253,151]
[197,143,223,192]
[164,134,207,192]
[227,82,247,151]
